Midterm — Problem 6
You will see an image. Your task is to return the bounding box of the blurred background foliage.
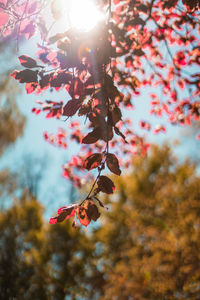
[0,37,26,156]
[0,141,200,299]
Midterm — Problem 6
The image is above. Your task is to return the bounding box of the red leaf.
[111,106,122,125]
[63,99,82,117]
[25,82,38,94]
[97,175,115,194]
[49,217,57,224]
[18,55,38,68]
[84,200,100,221]
[106,153,121,176]
[82,127,101,144]
[11,69,38,83]
[77,206,91,226]
[196,133,200,140]
[101,125,113,142]
[114,126,128,143]
[39,74,51,89]
[134,48,145,56]
[50,72,72,88]
[77,200,100,226]
[93,196,107,209]
[84,153,102,170]
[49,204,76,224]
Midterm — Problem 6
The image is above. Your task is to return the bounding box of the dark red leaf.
[106,153,121,176]
[69,78,85,97]
[18,55,38,68]
[50,71,72,88]
[84,200,100,221]
[111,106,122,125]
[101,125,113,142]
[114,126,128,143]
[63,99,82,117]
[97,175,115,194]
[88,113,106,127]
[12,69,38,83]
[57,52,80,69]
[93,196,107,209]
[84,153,102,170]
[39,74,51,89]
[134,48,145,56]
[82,127,101,144]
[78,103,91,116]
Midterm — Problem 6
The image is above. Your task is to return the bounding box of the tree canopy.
[0,0,200,223]
[93,145,200,299]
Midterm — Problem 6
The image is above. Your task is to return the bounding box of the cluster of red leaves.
[182,0,200,10]
[170,101,200,125]
[43,128,67,149]
[32,100,63,119]
[62,150,120,190]
[2,0,200,226]
[62,155,87,188]
[153,125,166,135]
[139,121,151,131]
[0,0,44,38]
[49,199,102,227]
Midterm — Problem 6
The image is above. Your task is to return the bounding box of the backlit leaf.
[18,55,38,68]
[101,125,113,142]
[114,126,128,143]
[106,153,121,176]
[97,175,115,194]
[84,200,100,221]
[82,127,101,144]
[84,153,102,170]
[63,99,82,117]
[77,206,91,226]
[11,69,38,83]
[49,204,76,224]
[111,106,122,125]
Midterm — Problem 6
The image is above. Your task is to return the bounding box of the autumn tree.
[0,186,104,299]
[92,145,200,300]
[0,0,200,224]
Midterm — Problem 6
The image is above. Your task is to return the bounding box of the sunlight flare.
[69,0,104,31]
[58,0,105,32]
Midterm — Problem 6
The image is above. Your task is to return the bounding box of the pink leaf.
[0,12,9,27]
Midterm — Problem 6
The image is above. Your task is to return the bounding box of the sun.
[56,0,105,32]
[69,0,105,31]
